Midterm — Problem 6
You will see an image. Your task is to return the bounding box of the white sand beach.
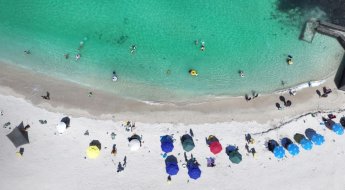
[1,62,345,190]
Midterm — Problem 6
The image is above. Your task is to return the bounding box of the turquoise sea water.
[0,0,343,102]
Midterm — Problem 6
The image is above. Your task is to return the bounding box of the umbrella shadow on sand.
[267,140,279,152]
[89,140,101,150]
[165,155,178,165]
[281,137,293,149]
[293,133,306,144]
[305,128,317,140]
[60,117,71,128]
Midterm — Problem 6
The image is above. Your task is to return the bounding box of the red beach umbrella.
[209,141,222,154]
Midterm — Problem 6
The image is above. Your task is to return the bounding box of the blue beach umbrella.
[165,155,179,175]
[166,162,179,175]
[332,123,344,135]
[300,138,313,150]
[287,144,300,156]
[273,146,285,159]
[311,134,325,145]
[188,166,201,180]
[161,135,174,153]
[187,160,201,180]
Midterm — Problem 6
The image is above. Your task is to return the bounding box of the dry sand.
[0,93,345,190]
[1,62,345,190]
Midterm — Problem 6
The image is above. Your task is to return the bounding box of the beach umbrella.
[332,123,344,135]
[209,141,223,155]
[161,142,174,153]
[166,162,179,175]
[187,163,201,180]
[228,150,242,164]
[206,135,219,145]
[273,146,285,159]
[86,146,100,159]
[129,139,141,151]
[311,134,325,145]
[181,134,195,152]
[161,135,174,153]
[188,167,201,180]
[287,144,300,156]
[6,122,29,148]
[165,155,179,175]
[300,138,313,150]
[56,122,67,134]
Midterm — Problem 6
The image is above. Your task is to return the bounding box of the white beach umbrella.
[129,139,140,151]
[56,122,67,134]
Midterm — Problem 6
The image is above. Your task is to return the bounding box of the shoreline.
[1,61,345,124]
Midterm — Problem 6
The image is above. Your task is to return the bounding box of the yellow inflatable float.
[189,69,198,76]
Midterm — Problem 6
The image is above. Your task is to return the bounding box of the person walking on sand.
[111,144,117,156]
[167,175,172,184]
[41,91,50,100]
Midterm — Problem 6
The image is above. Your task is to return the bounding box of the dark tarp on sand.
[7,122,29,148]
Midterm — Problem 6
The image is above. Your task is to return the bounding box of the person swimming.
[112,71,118,82]
[239,70,245,77]
[76,54,81,60]
[200,41,205,51]
[130,45,136,54]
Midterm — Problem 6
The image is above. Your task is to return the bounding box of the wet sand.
[1,61,345,124]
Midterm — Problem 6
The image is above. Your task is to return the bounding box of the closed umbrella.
[273,146,285,159]
[287,144,300,156]
[209,141,222,155]
[228,150,242,164]
[311,134,325,145]
[300,138,313,150]
[332,123,344,135]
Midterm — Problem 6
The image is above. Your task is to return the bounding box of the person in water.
[200,41,205,51]
[239,70,245,77]
[112,71,118,81]
[76,54,81,60]
[24,50,31,55]
[78,41,84,50]
[130,45,136,54]
[64,54,69,59]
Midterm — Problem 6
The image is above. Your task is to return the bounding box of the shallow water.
[0,0,343,101]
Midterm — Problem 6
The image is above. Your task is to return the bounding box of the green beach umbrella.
[228,150,242,164]
[181,134,195,152]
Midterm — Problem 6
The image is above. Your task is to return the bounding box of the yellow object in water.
[86,146,100,159]
[189,69,198,76]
